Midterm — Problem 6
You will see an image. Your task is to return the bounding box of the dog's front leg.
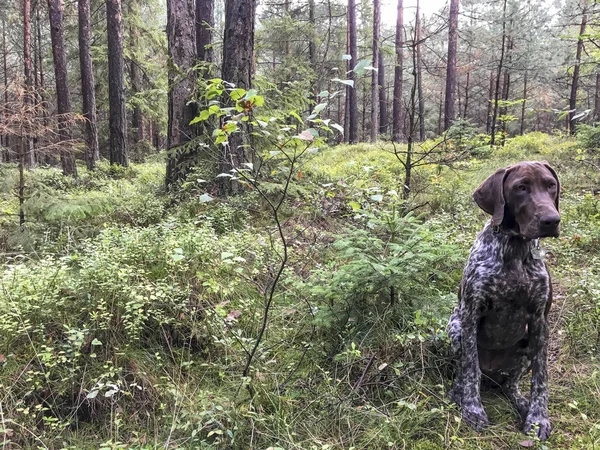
[458,296,489,430]
[524,311,551,440]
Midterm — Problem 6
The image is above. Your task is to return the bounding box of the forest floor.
[1,132,600,449]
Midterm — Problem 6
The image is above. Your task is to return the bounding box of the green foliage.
[2,133,600,448]
[576,123,600,150]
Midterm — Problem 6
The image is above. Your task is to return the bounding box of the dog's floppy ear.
[473,167,510,227]
[541,162,560,210]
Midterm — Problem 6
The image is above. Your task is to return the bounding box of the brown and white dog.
[448,161,560,440]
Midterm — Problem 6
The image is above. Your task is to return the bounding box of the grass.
[1,132,600,449]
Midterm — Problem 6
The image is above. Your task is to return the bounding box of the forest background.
[1,0,600,448]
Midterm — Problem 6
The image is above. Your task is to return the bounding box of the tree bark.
[392,0,403,142]
[594,73,600,122]
[378,51,388,134]
[220,0,255,194]
[443,0,459,130]
[347,0,358,143]
[129,2,143,146]
[48,0,77,176]
[2,19,9,159]
[569,4,587,134]
[416,0,424,141]
[196,0,214,62]
[490,0,507,146]
[520,72,528,135]
[107,0,128,166]
[463,72,470,119]
[370,0,380,142]
[165,0,197,187]
[24,0,35,168]
[486,70,494,133]
[308,0,317,100]
[78,0,100,169]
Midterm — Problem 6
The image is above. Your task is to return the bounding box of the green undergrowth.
[1,133,600,449]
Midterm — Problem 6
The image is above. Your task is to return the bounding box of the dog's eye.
[516,184,527,192]
[547,181,556,188]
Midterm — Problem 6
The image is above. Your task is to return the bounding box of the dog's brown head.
[473,161,560,239]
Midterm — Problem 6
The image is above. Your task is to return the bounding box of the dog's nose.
[540,214,561,228]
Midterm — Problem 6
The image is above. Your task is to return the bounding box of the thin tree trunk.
[130,36,143,144]
[438,83,443,134]
[107,0,128,166]
[79,0,100,169]
[24,0,35,168]
[196,0,214,62]
[370,0,380,142]
[48,0,77,176]
[2,19,10,160]
[165,0,197,187]
[444,0,459,130]
[500,32,513,145]
[490,0,507,146]
[347,0,358,143]
[392,0,403,142]
[416,0,424,141]
[569,4,588,134]
[378,49,388,134]
[520,72,528,135]
[463,72,470,119]
[594,73,600,122]
[308,0,317,100]
[486,70,493,133]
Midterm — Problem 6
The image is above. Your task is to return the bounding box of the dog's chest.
[465,232,550,349]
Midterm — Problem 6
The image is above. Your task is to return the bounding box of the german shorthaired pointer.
[448,161,560,440]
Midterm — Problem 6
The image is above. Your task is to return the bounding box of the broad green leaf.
[353,59,372,77]
[331,123,344,134]
[230,88,246,100]
[313,103,327,114]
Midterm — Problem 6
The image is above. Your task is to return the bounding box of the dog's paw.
[462,404,489,431]
[524,415,552,441]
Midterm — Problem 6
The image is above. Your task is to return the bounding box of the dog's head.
[473,161,560,239]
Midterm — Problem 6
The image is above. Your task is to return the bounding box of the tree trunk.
[2,19,9,160]
[438,84,443,134]
[24,0,35,168]
[520,72,528,135]
[196,0,214,62]
[486,70,494,133]
[443,0,459,130]
[463,72,470,119]
[569,4,587,134]
[128,0,144,146]
[416,0,424,141]
[308,0,317,101]
[370,0,380,142]
[107,0,128,166]
[48,0,77,176]
[165,0,197,187]
[378,44,388,135]
[392,0,403,142]
[490,0,507,146]
[78,0,100,170]
[594,73,600,122]
[347,0,358,143]
[220,0,255,195]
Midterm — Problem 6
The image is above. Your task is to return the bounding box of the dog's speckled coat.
[448,161,561,440]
